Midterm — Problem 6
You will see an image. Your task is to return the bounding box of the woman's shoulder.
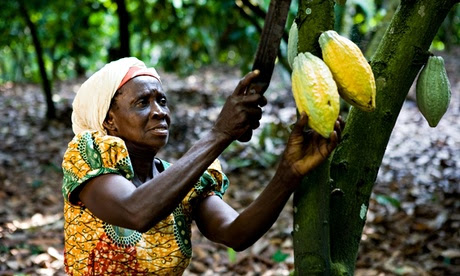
[63,130,132,176]
[65,130,129,157]
[69,130,127,147]
[62,131,134,203]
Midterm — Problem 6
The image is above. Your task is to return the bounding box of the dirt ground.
[0,48,459,275]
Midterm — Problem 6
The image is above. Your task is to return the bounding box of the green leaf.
[375,194,401,208]
[272,249,289,263]
[227,247,237,263]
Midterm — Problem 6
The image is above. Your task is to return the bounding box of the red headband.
[118,66,161,90]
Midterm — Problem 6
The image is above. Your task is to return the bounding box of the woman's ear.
[103,111,117,134]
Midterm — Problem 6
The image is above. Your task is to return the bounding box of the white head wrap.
[71,57,160,135]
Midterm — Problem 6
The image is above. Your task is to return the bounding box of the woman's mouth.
[149,125,169,136]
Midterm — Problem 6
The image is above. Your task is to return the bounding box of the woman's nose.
[150,102,167,118]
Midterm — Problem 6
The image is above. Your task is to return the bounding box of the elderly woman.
[62,57,342,275]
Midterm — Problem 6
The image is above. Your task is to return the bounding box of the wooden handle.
[238,0,292,142]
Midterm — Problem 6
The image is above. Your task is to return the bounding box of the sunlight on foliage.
[432,41,446,51]
[0,0,458,84]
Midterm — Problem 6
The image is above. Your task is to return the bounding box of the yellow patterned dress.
[62,131,229,275]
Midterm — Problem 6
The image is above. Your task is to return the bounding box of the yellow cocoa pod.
[319,30,376,112]
[291,52,340,138]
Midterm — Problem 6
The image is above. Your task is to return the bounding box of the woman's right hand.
[213,70,267,141]
[280,112,343,181]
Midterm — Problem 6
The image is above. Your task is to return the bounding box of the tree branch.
[241,0,267,19]
[235,1,263,33]
[238,0,289,43]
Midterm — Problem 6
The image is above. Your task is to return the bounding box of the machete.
[239,0,292,141]
[250,0,292,93]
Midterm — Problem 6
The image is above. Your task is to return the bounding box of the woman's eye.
[136,98,149,107]
[159,97,167,106]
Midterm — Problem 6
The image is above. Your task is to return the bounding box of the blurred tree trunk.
[74,57,86,77]
[115,0,131,58]
[292,0,459,274]
[18,0,56,119]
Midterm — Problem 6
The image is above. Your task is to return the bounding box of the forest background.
[0,0,459,275]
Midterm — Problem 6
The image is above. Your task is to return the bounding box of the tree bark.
[18,0,56,119]
[328,0,458,274]
[296,0,335,57]
[293,161,333,274]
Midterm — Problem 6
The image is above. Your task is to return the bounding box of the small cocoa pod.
[291,52,340,138]
[319,30,376,112]
[416,56,451,127]
[287,22,298,69]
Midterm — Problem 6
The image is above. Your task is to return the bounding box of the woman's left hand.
[281,112,344,179]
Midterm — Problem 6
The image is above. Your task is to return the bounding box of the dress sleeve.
[195,159,229,199]
[61,131,134,204]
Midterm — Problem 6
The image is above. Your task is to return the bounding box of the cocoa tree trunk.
[292,1,335,274]
[293,0,459,274]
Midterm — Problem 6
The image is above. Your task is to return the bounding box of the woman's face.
[104,76,171,154]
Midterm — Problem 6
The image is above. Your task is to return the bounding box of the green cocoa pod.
[416,56,451,127]
[287,22,298,69]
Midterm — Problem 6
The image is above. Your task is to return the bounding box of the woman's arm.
[78,71,266,232]
[193,167,299,251]
[79,129,232,232]
[194,113,343,250]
